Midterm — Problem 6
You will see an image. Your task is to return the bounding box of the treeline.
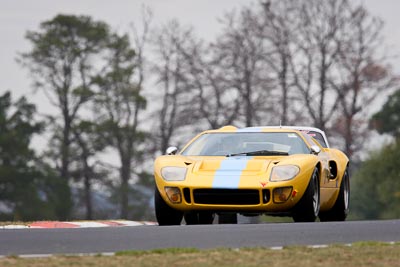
[0,0,399,221]
[350,89,400,220]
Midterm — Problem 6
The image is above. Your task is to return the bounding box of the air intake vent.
[193,189,260,205]
[262,189,270,204]
[183,188,191,204]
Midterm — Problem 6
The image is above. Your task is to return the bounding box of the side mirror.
[310,145,321,155]
[166,146,178,155]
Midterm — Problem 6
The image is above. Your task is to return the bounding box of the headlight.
[161,167,187,181]
[270,165,299,182]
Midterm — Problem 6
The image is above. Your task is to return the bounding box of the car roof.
[240,126,325,133]
[214,125,323,133]
[210,125,300,133]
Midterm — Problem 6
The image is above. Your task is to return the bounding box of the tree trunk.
[120,157,131,219]
[83,163,93,220]
[59,116,72,220]
[280,57,288,125]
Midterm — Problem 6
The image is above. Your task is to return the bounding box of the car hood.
[155,154,317,189]
[192,156,272,176]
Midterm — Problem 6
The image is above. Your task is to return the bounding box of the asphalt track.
[0,220,399,256]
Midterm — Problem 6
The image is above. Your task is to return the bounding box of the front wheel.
[319,168,350,222]
[154,187,183,226]
[292,167,320,222]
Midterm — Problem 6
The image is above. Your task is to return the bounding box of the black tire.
[218,213,238,224]
[154,187,183,226]
[319,168,350,222]
[293,167,320,222]
[184,211,215,225]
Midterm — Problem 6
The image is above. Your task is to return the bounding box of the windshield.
[181,132,310,156]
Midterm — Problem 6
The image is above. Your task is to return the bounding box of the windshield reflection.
[181,132,310,156]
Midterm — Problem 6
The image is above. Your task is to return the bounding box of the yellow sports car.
[154,126,350,225]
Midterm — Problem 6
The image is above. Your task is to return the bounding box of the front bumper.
[155,181,308,213]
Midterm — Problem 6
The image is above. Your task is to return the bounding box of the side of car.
[299,131,350,221]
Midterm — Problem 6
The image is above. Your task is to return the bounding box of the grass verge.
[0,242,399,267]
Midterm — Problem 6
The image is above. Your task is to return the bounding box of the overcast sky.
[1,0,400,112]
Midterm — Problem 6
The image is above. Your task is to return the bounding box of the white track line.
[1,221,158,229]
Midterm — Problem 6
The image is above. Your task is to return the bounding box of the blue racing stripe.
[212,158,249,189]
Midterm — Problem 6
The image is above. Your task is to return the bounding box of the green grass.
[1,242,399,267]
[115,247,200,256]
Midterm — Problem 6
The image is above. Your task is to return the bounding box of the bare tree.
[131,6,152,111]
[177,29,241,129]
[213,9,274,126]
[207,0,398,159]
[288,0,349,131]
[330,4,399,157]
[271,0,400,158]
[257,1,302,125]
[151,20,197,153]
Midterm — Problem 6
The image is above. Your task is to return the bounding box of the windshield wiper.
[227,150,289,157]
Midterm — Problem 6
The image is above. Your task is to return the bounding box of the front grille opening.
[193,189,260,205]
[262,189,270,204]
[183,188,191,204]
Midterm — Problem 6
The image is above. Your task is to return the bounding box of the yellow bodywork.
[154,126,349,215]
